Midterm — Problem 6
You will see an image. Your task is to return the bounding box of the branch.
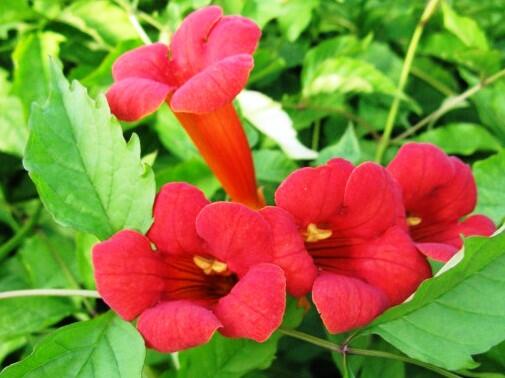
[0,289,101,300]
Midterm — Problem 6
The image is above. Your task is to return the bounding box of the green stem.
[374,0,441,163]
[393,67,505,141]
[279,328,461,378]
[0,289,100,300]
[312,120,321,151]
[0,202,43,262]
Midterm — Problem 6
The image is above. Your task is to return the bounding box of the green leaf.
[253,150,297,183]
[59,0,139,47]
[367,232,505,370]
[277,0,319,42]
[474,151,505,225]
[0,95,27,156]
[177,333,280,378]
[442,2,489,50]
[75,232,99,290]
[0,312,145,378]
[11,31,64,116]
[23,62,155,240]
[416,123,502,156]
[0,0,33,38]
[314,124,361,165]
[154,106,200,161]
[360,339,405,378]
[303,57,400,98]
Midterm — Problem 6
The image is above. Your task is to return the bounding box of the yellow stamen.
[304,223,332,243]
[407,216,422,226]
[193,255,229,275]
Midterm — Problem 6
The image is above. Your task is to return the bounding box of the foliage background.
[0,0,505,377]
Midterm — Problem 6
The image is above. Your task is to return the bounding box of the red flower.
[92,183,286,352]
[275,159,432,333]
[106,6,264,209]
[387,143,495,262]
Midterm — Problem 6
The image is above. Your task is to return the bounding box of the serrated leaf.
[237,90,318,160]
[314,124,361,165]
[11,31,64,115]
[366,232,505,370]
[23,62,155,240]
[0,312,145,378]
[474,151,505,225]
[416,123,502,156]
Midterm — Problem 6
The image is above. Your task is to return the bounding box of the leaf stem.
[375,0,441,163]
[0,289,100,300]
[0,202,43,262]
[312,119,321,151]
[393,67,505,141]
[279,328,461,378]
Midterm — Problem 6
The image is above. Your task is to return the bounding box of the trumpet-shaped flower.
[93,183,286,352]
[106,6,264,208]
[387,143,495,262]
[275,159,432,333]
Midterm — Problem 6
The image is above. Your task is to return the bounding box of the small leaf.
[277,0,319,42]
[23,62,155,240]
[253,150,297,183]
[314,124,361,165]
[442,2,489,50]
[474,150,505,225]
[366,232,505,370]
[416,123,502,156]
[237,90,318,160]
[0,312,145,378]
[0,96,27,157]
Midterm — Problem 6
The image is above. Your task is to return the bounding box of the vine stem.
[0,289,100,300]
[278,328,461,378]
[374,0,441,163]
[0,202,43,262]
[392,67,505,142]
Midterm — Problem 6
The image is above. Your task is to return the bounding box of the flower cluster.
[95,5,495,353]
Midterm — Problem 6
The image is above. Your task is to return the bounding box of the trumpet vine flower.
[387,143,495,262]
[275,159,432,333]
[93,183,286,352]
[106,6,264,209]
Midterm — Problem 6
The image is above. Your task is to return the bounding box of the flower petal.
[92,230,166,320]
[195,202,273,276]
[137,300,222,353]
[312,273,389,334]
[106,78,173,121]
[170,5,223,80]
[416,242,459,262]
[275,159,354,226]
[170,54,254,114]
[332,162,404,238]
[459,214,496,237]
[215,263,286,342]
[260,206,317,297]
[205,16,261,64]
[111,43,175,84]
[147,183,208,256]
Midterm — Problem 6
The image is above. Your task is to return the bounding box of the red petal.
[205,16,261,64]
[195,202,273,276]
[92,230,166,320]
[170,54,254,114]
[147,183,208,256]
[106,78,173,121]
[111,43,175,84]
[137,300,222,352]
[260,206,317,297]
[332,162,404,238]
[170,6,223,80]
[215,263,286,342]
[275,159,354,226]
[312,273,389,334]
[387,143,454,209]
[459,214,495,237]
[416,242,459,262]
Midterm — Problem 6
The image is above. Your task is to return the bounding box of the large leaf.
[474,151,505,225]
[0,312,145,378]
[0,95,27,157]
[253,150,297,183]
[416,123,502,156]
[366,232,505,370]
[11,31,64,115]
[469,77,505,141]
[23,62,155,240]
[442,2,489,50]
